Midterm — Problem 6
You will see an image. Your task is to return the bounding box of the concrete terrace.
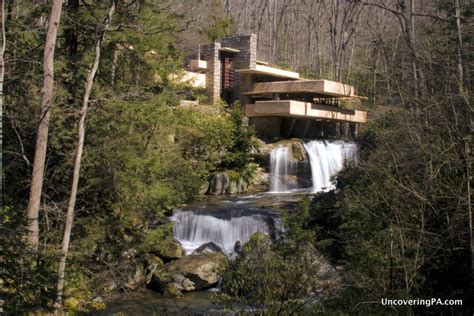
[182,34,367,139]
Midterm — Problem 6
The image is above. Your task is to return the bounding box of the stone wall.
[249,117,281,139]
[220,34,257,104]
[200,42,221,103]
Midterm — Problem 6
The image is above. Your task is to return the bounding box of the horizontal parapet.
[170,71,206,88]
[236,64,300,79]
[243,79,355,97]
[245,100,367,123]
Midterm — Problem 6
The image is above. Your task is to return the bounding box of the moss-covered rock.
[145,253,165,284]
[148,253,228,294]
[88,296,106,311]
[150,238,183,261]
[64,297,81,312]
[208,172,230,195]
[122,261,146,291]
[163,283,184,298]
[247,166,270,192]
[143,224,184,261]
[207,171,248,195]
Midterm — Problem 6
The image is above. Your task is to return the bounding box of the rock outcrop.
[147,253,227,297]
[150,238,183,261]
[207,172,248,195]
[192,242,224,255]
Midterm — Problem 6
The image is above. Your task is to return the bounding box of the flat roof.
[236,64,300,80]
[246,100,366,123]
[243,79,355,97]
[219,47,240,53]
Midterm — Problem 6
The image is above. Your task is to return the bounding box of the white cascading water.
[304,140,358,192]
[269,146,298,193]
[171,210,271,256]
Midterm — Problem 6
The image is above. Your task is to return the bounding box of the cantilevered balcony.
[243,79,356,97]
[246,100,367,123]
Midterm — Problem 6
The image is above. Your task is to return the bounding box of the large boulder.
[208,172,230,195]
[121,260,146,291]
[145,253,165,284]
[252,138,308,169]
[199,181,210,195]
[192,242,224,255]
[150,238,183,261]
[251,138,274,167]
[272,139,307,162]
[148,253,227,296]
[207,172,248,195]
[247,166,269,192]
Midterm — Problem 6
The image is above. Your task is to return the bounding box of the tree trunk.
[454,0,464,95]
[455,0,474,305]
[0,0,6,199]
[271,0,277,64]
[110,43,119,86]
[26,0,62,249]
[54,1,115,310]
[409,0,419,100]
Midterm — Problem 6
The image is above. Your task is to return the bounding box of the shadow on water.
[94,289,225,316]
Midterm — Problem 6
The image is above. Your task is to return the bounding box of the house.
[184,34,367,139]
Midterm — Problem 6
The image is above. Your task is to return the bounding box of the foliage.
[175,105,234,178]
[310,107,471,314]
[219,103,255,176]
[0,206,56,313]
[2,0,249,311]
[218,197,330,315]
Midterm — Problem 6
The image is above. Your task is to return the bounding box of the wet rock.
[208,172,248,195]
[148,253,227,294]
[163,283,184,298]
[241,231,273,261]
[291,140,306,161]
[234,240,242,255]
[122,262,146,291]
[236,178,248,193]
[199,181,210,195]
[145,253,165,283]
[208,172,230,195]
[247,167,269,192]
[150,238,183,261]
[272,139,307,162]
[193,242,224,255]
[252,138,308,169]
[227,179,238,194]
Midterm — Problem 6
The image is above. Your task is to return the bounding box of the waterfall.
[269,146,298,193]
[171,209,273,256]
[304,140,358,192]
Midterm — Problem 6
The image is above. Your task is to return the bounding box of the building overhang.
[246,100,367,123]
[243,79,355,97]
[236,64,300,79]
[219,47,240,53]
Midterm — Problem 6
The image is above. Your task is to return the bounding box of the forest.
[1,0,473,315]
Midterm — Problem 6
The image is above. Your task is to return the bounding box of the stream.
[97,139,357,315]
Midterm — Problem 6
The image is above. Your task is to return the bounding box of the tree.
[218,197,336,315]
[54,0,116,309]
[322,0,361,82]
[26,0,63,249]
[0,0,6,200]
